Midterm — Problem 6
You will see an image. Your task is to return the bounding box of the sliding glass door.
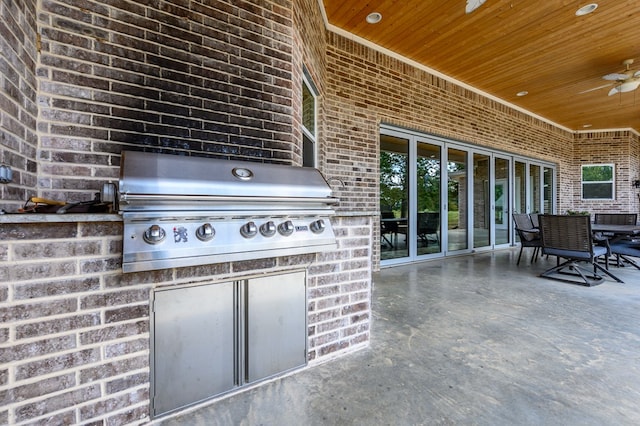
[379,126,554,266]
[473,152,491,249]
[494,156,510,246]
[417,141,442,256]
[380,134,409,261]
[514,158,555,215]
[447,147,468,252]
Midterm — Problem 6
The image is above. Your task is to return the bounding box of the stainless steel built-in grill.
[118,151,338,273]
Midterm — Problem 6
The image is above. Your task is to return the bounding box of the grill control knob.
[196,223,215,241]
[240,221,258,238]
[260,221,276,237]
[278,220,295,236]
[310,219,326,234]
[143,225,166,244]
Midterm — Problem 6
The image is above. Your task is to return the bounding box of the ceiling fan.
[582,59,640,96]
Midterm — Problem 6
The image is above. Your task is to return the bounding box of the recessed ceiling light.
[366,12,382,24]
[516,91,528,97]
[583,124,593,128]
[575,3,598,16]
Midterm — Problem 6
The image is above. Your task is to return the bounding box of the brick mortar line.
[8,383,150,425]
[6,351,150,387]
[3,317,150,347]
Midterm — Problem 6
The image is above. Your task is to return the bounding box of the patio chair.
[417,212,440,246]
[538,214,623,286]
[512,213,542,265]
[609,241,640,270]
[593,213,638,225]
[594,213,638,239]
[593,212,638,260]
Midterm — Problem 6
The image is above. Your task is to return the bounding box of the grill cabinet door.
[245,271,307,382]
[152,282,235,417]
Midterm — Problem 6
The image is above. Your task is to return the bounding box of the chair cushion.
[543,248,594,260]
[610,242,640,257]
[520,230,540,242]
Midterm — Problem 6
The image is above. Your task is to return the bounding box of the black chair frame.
[538,214,623,286]
[512,213,542,266]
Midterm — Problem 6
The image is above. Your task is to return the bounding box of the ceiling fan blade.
[619,81,640,93]
[578,84,611,94]
[602,73,629,81]
[465,0,486,14]
[608,86,621,96]
[634,70,640,78]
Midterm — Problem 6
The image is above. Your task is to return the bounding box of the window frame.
[581,163,615,200]
[302,67,318,168]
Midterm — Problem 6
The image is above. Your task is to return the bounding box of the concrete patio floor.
[156,248,640,425]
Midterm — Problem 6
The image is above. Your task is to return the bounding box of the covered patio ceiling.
[321,0,640,133]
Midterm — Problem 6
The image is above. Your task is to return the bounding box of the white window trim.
[581,163,615,200]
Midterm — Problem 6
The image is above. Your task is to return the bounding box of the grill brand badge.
[173,226,188,243]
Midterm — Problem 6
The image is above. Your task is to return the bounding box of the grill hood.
[119,151,338,212]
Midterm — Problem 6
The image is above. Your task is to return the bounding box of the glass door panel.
[447,148,468,252]
[494,157,510,245]
[543,167,554,214]
[417,142,441,255]
[529,164,541,213]
[380,135,409,260]
[515,161,526,214]
[473,153,490,248]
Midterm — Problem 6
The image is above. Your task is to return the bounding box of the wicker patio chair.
[594,213,638,225]
[512,213,542,265]
[538,214,623,286]
[594,213,638,238]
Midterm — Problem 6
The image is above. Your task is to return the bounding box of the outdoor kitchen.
[1,159,371,423]
[0,0,373,424]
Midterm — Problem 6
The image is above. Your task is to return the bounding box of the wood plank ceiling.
[321,0,640,132]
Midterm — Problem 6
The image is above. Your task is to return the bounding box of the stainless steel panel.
[152,282,236,417]
[119,150,336,203]
[246,270,307,382]
[122,215,337,273]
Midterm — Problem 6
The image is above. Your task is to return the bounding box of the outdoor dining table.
[591,223,640,241]
[591,223,640,271]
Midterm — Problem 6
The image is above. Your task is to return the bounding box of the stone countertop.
[0,213,122,224]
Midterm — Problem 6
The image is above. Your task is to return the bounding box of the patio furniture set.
[513,212,640,286]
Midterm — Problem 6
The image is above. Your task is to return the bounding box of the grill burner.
[118,151,339,273]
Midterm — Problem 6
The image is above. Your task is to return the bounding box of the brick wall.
[31,0,296,207]
[0,0,38,208]
[570,131,640,214]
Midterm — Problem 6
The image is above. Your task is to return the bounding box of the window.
[302,68,317,167]
[581,164,615,200]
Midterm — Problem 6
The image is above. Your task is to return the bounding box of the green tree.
[380,151,408,217]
